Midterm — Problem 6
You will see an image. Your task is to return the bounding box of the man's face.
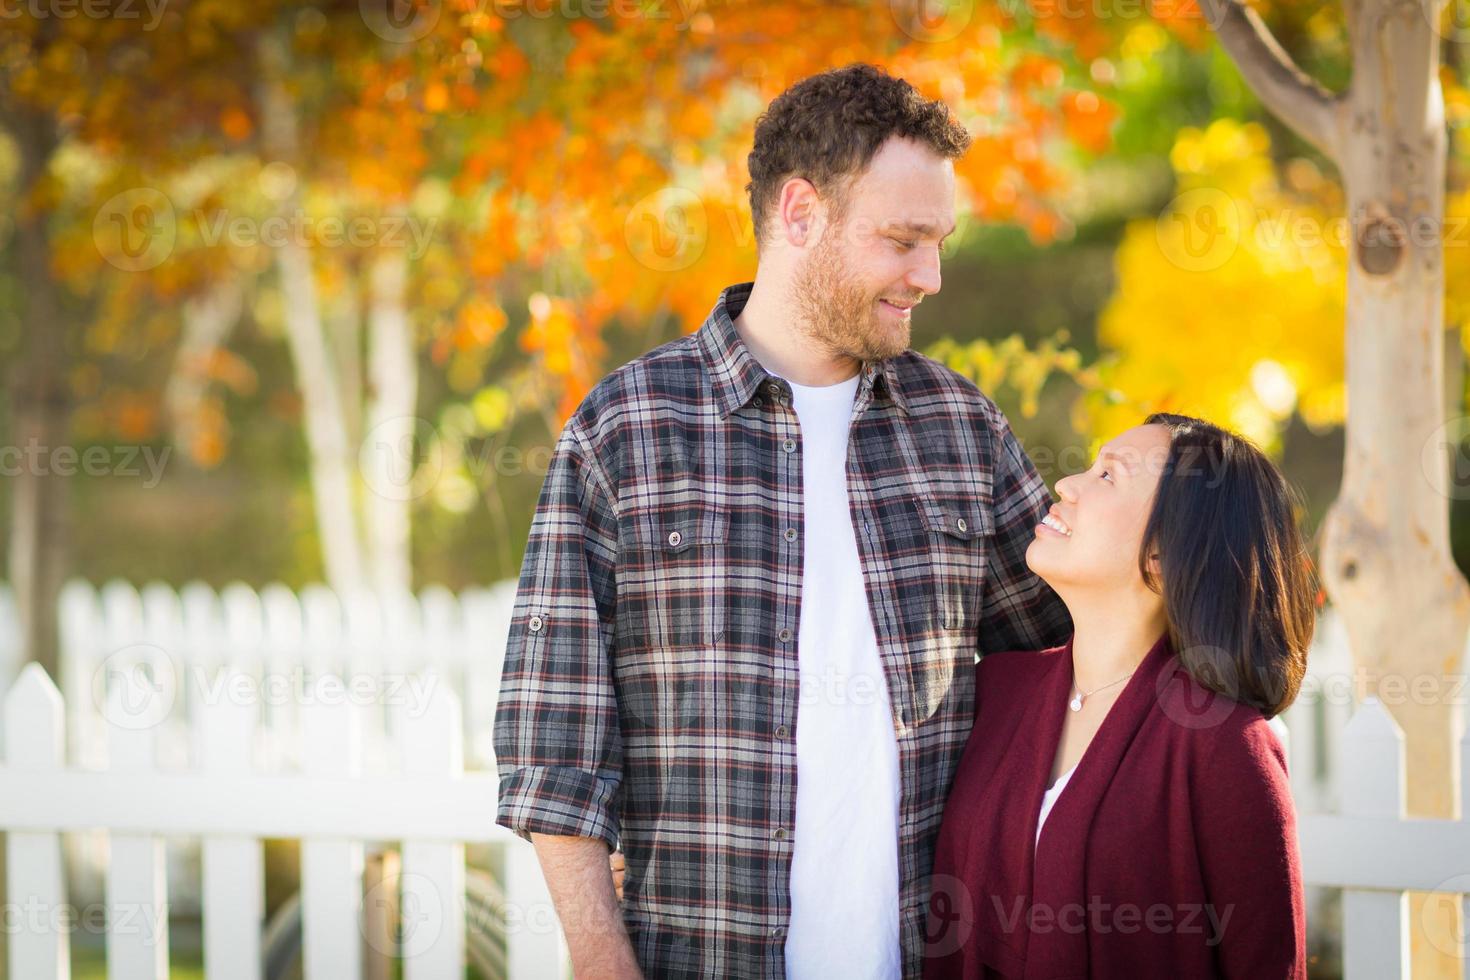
[792,136,957,363]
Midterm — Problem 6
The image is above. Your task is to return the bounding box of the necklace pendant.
[1069,695,1083,712]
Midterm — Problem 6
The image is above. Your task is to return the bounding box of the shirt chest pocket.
[616,503,730,651]
[917,492,993,631]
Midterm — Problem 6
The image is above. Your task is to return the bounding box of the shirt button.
[527,615,544,633]
[956,518,968,533]
[783,527,798,542]
[778,628,793,643]
[753,396,764,407]
[771,925,787,940]
[667,530,682,547]
[773,827,788,841]
[767,382,781,395]
[775,725,790,739]
[782,438,796,453]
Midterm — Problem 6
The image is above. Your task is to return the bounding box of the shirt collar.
[696,282,909,418]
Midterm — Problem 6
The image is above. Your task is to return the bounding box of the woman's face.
[1025,423,1172,593]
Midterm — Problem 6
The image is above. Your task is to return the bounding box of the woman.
[922,413,1314,978]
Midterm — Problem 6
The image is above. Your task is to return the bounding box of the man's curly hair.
[745,63,972,250]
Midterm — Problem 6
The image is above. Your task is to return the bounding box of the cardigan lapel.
[962,640,1075,972]
[1021,630,1176,979]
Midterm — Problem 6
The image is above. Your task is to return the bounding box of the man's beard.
[791,231,911,364]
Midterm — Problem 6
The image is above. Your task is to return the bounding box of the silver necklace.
[1069,671,1135,712]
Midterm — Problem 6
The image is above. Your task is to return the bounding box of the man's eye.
[891,238,916,251]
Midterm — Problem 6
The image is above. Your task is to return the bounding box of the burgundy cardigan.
[922,633,1305,979]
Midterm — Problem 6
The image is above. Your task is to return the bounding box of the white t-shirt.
[782,373,903,980]
[1035,763,1078,847]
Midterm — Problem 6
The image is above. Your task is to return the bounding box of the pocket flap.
[623,507,729,554]
[916,494,993,541]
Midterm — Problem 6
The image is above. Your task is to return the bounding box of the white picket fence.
[13,579,521,918]
[0,580,1463,977]
[0,579,571,980]
[1295,698,1470,976]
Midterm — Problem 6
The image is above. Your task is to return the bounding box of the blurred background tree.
[2,1,1466,622]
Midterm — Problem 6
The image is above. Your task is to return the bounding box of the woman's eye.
[1099,469,1112,482]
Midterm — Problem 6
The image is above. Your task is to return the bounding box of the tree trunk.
[1319,3,1468,974]
[165,278,244,461]
[1200,1,1468,974]
[363,233,417,598]
[4,101,68,682]
[257,32,368,597]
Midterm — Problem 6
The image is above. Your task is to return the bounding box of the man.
[493,63,1072,980]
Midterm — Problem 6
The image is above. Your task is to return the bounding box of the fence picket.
[1340,698,1408,979]
[300,676,365,979]
[5,663,70,980]
[400,675,466,980]
[104,664,170,980]
[198,671,264,980]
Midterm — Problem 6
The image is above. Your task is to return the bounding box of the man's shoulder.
[889,348,1006,426]
[565,332,706,435]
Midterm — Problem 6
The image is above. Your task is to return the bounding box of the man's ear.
[778,177,818,247]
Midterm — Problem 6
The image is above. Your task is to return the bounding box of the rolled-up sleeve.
[977,405,1072,656]
[493,417,623,849]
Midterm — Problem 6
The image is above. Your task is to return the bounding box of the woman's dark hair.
[745,63,971,249]
[1140,413,1316,718]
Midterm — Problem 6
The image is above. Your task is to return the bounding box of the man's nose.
[908,247,942,295]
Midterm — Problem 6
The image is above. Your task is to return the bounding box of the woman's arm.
[1192,717,1307,979]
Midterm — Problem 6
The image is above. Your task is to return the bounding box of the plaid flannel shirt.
[493,282,1072,979]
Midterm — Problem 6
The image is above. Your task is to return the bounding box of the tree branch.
[1199,0,1343,162]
